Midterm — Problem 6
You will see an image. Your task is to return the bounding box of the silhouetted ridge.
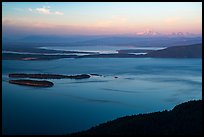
[72,100,202,135]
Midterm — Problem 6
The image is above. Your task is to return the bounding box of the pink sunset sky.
[2,2,202,36]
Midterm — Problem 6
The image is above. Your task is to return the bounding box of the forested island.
[9,73,91,79]
[9,79,54,87]
[8,73,94,87]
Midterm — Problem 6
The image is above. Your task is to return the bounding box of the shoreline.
[2,44,202,60]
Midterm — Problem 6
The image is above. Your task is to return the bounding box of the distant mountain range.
[76,36,201,47]
[135,29,201,37]
[3,31,202,48]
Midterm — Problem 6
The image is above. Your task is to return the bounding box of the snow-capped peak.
[135,29,201,37]
[136,29,161,36]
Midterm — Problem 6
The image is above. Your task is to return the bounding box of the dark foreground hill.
[72,100,202,135]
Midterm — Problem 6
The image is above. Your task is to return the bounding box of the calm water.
[2,58,202,135]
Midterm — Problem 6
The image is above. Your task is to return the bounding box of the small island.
[9,79,54,87]
[9,73,91,79]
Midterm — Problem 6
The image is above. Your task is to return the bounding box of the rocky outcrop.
[9,79,54,87]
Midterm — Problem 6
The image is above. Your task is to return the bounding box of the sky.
[2,2,202,36]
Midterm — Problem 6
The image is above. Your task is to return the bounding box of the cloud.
[36,7,51,14]
[29,6,64,15]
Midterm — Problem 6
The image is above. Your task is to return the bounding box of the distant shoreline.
[2,44,202,60]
